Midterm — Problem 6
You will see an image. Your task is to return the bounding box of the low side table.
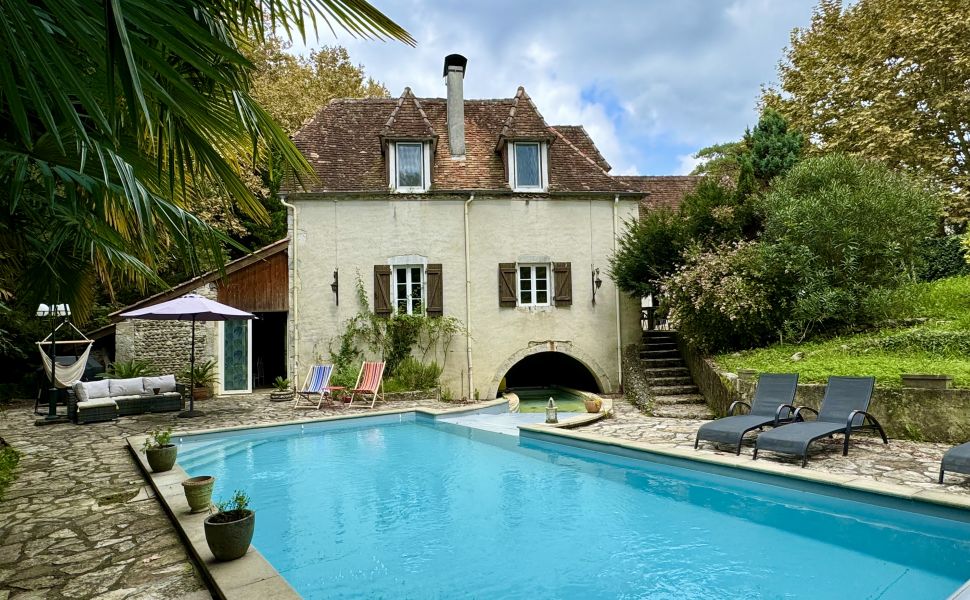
[324,387,346,408]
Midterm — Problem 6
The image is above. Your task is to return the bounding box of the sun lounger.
[939,442,970,483]
[754,376,886,467]
[694,373,799,454]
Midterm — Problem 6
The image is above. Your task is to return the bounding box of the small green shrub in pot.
[98,359,156,379]
[143,427,177,473]
[204,490,255,561]
[180,359,218,400]
[269,376,293,401]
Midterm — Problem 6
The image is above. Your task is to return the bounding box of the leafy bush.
[388,357,442,391]
[609,209,685,297]
[662,241,784,352]
[918,236,970,282]
[758,154,941,336]
[856,329,970,355]
[99,359,155,379]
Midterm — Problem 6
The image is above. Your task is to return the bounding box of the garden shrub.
[386,357,442,392]
[609,209,685,297]
[662,241,783,352]
[917,236,970,282]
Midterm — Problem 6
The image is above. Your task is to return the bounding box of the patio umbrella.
[121,294,254,418]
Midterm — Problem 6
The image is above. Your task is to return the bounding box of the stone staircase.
[640,330,713,419]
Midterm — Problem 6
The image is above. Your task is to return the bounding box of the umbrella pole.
[180,315,204,418]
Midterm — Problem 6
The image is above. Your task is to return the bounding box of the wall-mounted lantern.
[591,268,603,305]
[331,270,339,305]
[545,397,558,424]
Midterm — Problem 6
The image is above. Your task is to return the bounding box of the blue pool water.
[178,414,970,599]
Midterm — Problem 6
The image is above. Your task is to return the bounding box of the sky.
[289,0,819,176]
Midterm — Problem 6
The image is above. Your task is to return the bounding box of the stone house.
[282,54,689,399]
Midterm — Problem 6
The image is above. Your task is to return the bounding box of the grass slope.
[714,276,970,388]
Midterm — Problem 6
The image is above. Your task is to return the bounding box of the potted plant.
[270,376,293,402]
[143,427,177,472]
[204,489,255,561]
[182,475,215,513]
[584,396,602,413]
[180,359,218,401]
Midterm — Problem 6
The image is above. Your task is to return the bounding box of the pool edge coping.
[516,424,970,510]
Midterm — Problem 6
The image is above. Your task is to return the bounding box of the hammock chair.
[36,321,94,389]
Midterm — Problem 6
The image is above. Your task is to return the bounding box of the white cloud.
[292,0,816,174]
[676,154,703,176]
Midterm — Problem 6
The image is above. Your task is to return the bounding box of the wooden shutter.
[426,264,443,317]
[374,265,391,316]
[498,263,517,307]
[553,262,572,306]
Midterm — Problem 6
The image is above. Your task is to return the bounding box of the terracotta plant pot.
[146,444,177,473]
[584,398,602,413]
[182,476,215,513]
[192,386,211,401]
[204,510,255,561]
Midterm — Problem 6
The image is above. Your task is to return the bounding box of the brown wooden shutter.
[554,262,572,306]
[374,265,391,316]
[426,264,443,317]
[498,263,517,307]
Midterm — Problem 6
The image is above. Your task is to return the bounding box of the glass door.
[220,319,251,394]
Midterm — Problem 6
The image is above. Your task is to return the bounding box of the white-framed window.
[393,265,425,315]
[509,142,547,191]
[391,141,429,193]
[518,264,550,306]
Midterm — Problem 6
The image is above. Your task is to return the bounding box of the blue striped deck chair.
[294,364,335,409]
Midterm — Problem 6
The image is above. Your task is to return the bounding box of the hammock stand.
[35,321,93,416]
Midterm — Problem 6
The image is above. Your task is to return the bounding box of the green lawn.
[714,276,970,388]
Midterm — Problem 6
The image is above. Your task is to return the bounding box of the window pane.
[397,283,407,302]
[397,298,408,313]
[520,289,530,304]
[396,268,407,284]
[535,276,547,292]
[411,267,421,282]
[535,266,547,280]
[515,143,540,188]
[519,266,530,280]
[397,144,423,187]
[536,290,548,304]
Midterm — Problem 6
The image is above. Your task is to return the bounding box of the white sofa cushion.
[75,380,111,402]
[77,398,118,409]
[109,377,145,397]
[144,375,177,394]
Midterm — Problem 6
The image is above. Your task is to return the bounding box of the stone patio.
[1,392,969,599]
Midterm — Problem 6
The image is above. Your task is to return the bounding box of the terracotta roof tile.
[288,89,637,194]
[615,175,703,218]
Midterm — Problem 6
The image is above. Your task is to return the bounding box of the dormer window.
[510,142,547,191]
[390,141,430,193]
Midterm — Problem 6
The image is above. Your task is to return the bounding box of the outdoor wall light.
[331,270,339,304]
[545,397,558,424]
[591,268,603,305]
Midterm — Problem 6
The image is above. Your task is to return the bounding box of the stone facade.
[115,283,219,385]
[289,195,643,399]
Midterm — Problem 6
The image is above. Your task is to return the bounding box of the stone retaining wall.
[621,344,651,412]
[677,339,738,418]
[732,379,970,444]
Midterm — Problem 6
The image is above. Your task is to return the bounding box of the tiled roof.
[616,175,703,219]
[551,126,611,172]
[289,88,638,194]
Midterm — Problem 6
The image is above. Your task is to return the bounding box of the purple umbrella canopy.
[120,293,254,322]
[121,294,254,418]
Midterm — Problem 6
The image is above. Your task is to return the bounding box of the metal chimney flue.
[443,54,467,158]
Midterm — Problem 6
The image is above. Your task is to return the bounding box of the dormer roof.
[380,87,437,141]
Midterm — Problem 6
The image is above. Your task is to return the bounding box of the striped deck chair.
[348,361,385,409]
[294,364,335,409]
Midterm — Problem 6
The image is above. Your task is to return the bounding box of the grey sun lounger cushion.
[694,373,799,454]
[754,376,886,467]
[940,442,970,483]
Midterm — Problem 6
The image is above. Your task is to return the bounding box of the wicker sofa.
[68,375,185,424]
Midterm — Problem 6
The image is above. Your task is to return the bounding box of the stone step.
[642,342,677,351]
[652,403,714,420]
[644,376,694,386]
[650,385,700,396]
[642,333,677,341]
[639,349,680,359]
[643,367,691,379]
[652,393,707,406]
[640,358,684,368]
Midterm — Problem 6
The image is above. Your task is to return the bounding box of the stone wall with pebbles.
[115,283,219,383]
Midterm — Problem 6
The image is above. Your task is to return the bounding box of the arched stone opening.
[487,342,612,399]
[502,352,600,393]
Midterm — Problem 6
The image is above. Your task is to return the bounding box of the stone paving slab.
[2,391,969,599]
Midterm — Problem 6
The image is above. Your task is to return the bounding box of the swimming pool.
[177,413,970,599]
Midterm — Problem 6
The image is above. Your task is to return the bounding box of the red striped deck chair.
[348,361,385,409]
[294,364,335,409]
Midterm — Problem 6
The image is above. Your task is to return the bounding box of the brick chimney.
[443,54,467,158]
